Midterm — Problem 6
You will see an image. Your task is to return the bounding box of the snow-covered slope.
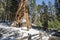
[0,23,51,40]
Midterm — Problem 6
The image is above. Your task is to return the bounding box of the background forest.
[0,0,60,30]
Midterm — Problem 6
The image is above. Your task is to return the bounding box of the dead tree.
[11,0,31,28]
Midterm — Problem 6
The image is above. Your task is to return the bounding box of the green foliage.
[37,21,43,27]
[48,19,60,30]
[37,5,42,14]
[0,0,6,20]
[37,1,60,30]
[0,0,18,21]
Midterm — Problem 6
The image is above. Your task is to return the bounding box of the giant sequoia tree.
[11,0,31,28]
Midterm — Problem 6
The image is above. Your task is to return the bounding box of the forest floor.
[0,21,60,40]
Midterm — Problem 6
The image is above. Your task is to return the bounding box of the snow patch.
[0,23,52,40]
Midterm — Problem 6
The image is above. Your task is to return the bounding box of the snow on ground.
[31,23,37,26]
[0,23,52,40]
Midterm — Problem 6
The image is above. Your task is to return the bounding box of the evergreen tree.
[42,1,48,30]
[29,0,37,24]
[0,0,7,21]
[48,1,53,17]
[0,0,18,21]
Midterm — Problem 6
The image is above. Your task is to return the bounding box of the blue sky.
[36,0,55,5]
